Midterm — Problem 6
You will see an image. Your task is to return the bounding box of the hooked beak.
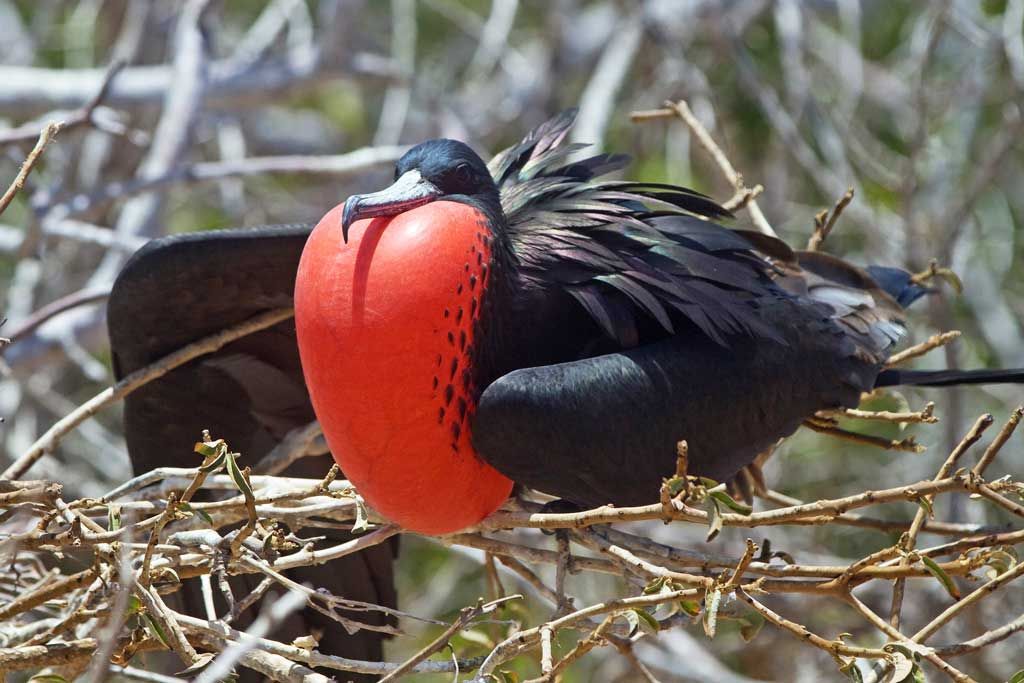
[341,169,442,243]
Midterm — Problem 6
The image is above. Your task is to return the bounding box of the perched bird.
[109,111,1023,660]
[294,109,1024,534]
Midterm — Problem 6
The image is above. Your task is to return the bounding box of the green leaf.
[125,595,143,615]
[921,556,961,600]
[703,587,721,638]
[107,504,121,531]
[838,658,863,682]
[142,614,172,650]
[678,599,702,617]
[196,438,228,472]
[457,628,496,649]
[224,452,254,499]
[180,501,214,526]
[709,490,753,515]
[194,438,226,457]
[198,450,227,473]
[643,577,668,595]
[30,676,69,683]
[737,609,765,642]
[916,496,934,519]
[1007,670,1024,683]
[982,548,1017,579]
[705,498,723,542]
[664,475,687,497]
[631,608,660,635]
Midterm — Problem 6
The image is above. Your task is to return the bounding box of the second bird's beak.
[341,169,442,243]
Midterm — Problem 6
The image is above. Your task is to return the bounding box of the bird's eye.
[454,163,472,184]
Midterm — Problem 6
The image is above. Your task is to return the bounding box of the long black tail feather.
[876,367,1024,388]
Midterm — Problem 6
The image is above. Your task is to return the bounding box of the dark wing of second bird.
[107,226,397,680]
[473,110,914,508]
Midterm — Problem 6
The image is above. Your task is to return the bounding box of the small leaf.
[194,440,223,457]
[198,450,227,473]
[705,498,723,542]
[291,635,319,650]
[888,649,914,682]
[703,587,721,638]
[457,628,496,649]
[664,475,687,496]
[643,577,668,595]
[921,556,961,600]
[1007,670,1024,683]
[981,548,1017,579]
[496,669,519,683]
[631,608,660,635]
[196,438,229,472]
[108,505,121,531]
[838,658,863,682]
[150,567,181,588]
[30,676,69,683]
[678,599,702,617]
[697,477,752,514]
[179,501,213,526]
[142,614,172,650]
[125,595,143,615]
[224,452,254,499]
[709,490,753,515]
[737,609,765,642]
[622,608,640,636]
[351,491,370,533]
[175,653,215,675]
[916,496,934,520]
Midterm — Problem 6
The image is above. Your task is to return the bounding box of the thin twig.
[631,101,777,236]
[3,307,294,479]
[0,122,62,218]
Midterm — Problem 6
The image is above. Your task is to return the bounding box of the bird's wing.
[473,112,917,506]
[107,226,397,674]
[490,110,794,348]
[490,109,906,359]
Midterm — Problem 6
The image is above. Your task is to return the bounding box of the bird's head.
[341,139,500,242]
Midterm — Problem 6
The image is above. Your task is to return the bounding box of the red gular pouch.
[295,200,513,535]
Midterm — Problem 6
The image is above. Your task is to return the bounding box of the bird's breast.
[294,200,512,534]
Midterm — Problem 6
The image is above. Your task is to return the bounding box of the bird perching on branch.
[291,109,1024,535]
[112,108,1024,541]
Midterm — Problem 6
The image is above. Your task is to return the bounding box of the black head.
[341,138,501,242]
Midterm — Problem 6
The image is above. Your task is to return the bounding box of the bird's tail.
[865,265,933,308]
[875,367,1024,388]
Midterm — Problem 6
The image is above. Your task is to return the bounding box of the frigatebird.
[294,109,1024,535]
[109,110,1023,662]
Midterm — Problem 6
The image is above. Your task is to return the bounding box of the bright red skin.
[294,201,513,535]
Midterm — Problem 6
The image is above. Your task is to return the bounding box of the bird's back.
[472,111,916,505]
